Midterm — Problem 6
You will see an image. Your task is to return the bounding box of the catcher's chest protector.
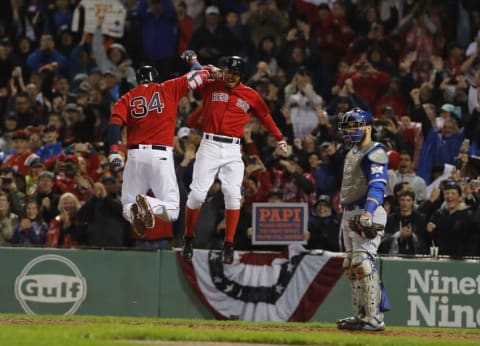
[340,145,371,205]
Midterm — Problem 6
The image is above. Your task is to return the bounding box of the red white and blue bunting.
[177,244,344,322]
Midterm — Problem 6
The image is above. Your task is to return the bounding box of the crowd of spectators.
[1,0,480,257]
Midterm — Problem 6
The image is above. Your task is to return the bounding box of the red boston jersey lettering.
[109,76,189,146]
[199,80,283,140]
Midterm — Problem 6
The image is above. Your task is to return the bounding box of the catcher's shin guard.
[337,255,365,328]
[359,271,383,322]
[351,253,384,324]
[336,279,364,327]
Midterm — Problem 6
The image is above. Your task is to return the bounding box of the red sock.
[225,209,240,243]
[185,206,201,238]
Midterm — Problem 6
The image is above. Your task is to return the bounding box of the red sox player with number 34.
[107,65,209,237]
[181,51,288,264]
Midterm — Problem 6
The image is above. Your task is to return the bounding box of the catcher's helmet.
[338,108,373,143]
[224,56,245,78]
[136,65,159,84]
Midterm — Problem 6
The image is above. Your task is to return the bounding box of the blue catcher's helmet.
[338,108,373,143]
[136,65,159,84]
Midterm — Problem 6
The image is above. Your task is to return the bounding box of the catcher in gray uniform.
[336,108,389,331]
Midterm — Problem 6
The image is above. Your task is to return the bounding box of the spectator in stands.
[11,0,47,42]
[78,178,130,248]
[53,75,71,102]
[379,190,427,255]
[349,2,398,36]
[92,24,136,89]
[0,39,15,91]
[386,150,428,203]
[278,43,313,82]
[137,0,178,81]
[307,194,340,251]
[397,2,445,82]
[45,192,85,248]
[283,66,323,140]
[425,180,478,257]
[0,166,26,217]
[309,145,336,199]
[241,155,272,214]
[335,58,391,111]
[0,190,18,246]
[62,103,88,144]
[175,1,194,56]
[308,2,354,98]
[34,170,60,224]
[269,154,316,209]
[1,115,19,152]
[67,33,97,81]
[8,92,41,129]
[3,130,39,176]
[27,127,44,154]
[349,21,398,67]
[414,104,465,184]
[14,36,34,77]
[250,36,280,77]
[35,125,62,161]
[54,153,93,203]
[244,0,289,48]
[26,33,66,75]
[55,25,76,59]
[11,198,47,246]
[25,158,45,197]
[189,5,236,66]
[45,0,73,35]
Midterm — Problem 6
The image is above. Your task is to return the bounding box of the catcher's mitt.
[348,214,384,239]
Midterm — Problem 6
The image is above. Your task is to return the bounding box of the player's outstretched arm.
[186,70,210,90]
[181,50,223,79]
[181,50,202,70]
[107,123,125,171]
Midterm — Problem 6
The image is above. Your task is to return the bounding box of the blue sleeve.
[108,124,122,150]
[362,146,388,214]
[191,61,203,71]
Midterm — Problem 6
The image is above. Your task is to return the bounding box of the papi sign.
[252,203,308,245]
[15,254,87,315]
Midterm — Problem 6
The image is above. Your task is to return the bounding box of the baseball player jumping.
[336,108,388,331]
[108,65,209,237]
[181,51,288,264]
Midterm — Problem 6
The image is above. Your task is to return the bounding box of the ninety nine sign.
[252,203,308,245]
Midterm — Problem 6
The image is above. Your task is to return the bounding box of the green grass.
[0,314,479,346]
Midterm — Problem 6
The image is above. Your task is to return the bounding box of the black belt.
[205,134,240,144]
[129,144,167,151]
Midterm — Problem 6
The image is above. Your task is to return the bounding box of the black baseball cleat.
[222,242,235,264]
[182,237,194,261]
[336,316,360,330]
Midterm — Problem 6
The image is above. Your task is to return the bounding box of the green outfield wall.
[0,247,478,328]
